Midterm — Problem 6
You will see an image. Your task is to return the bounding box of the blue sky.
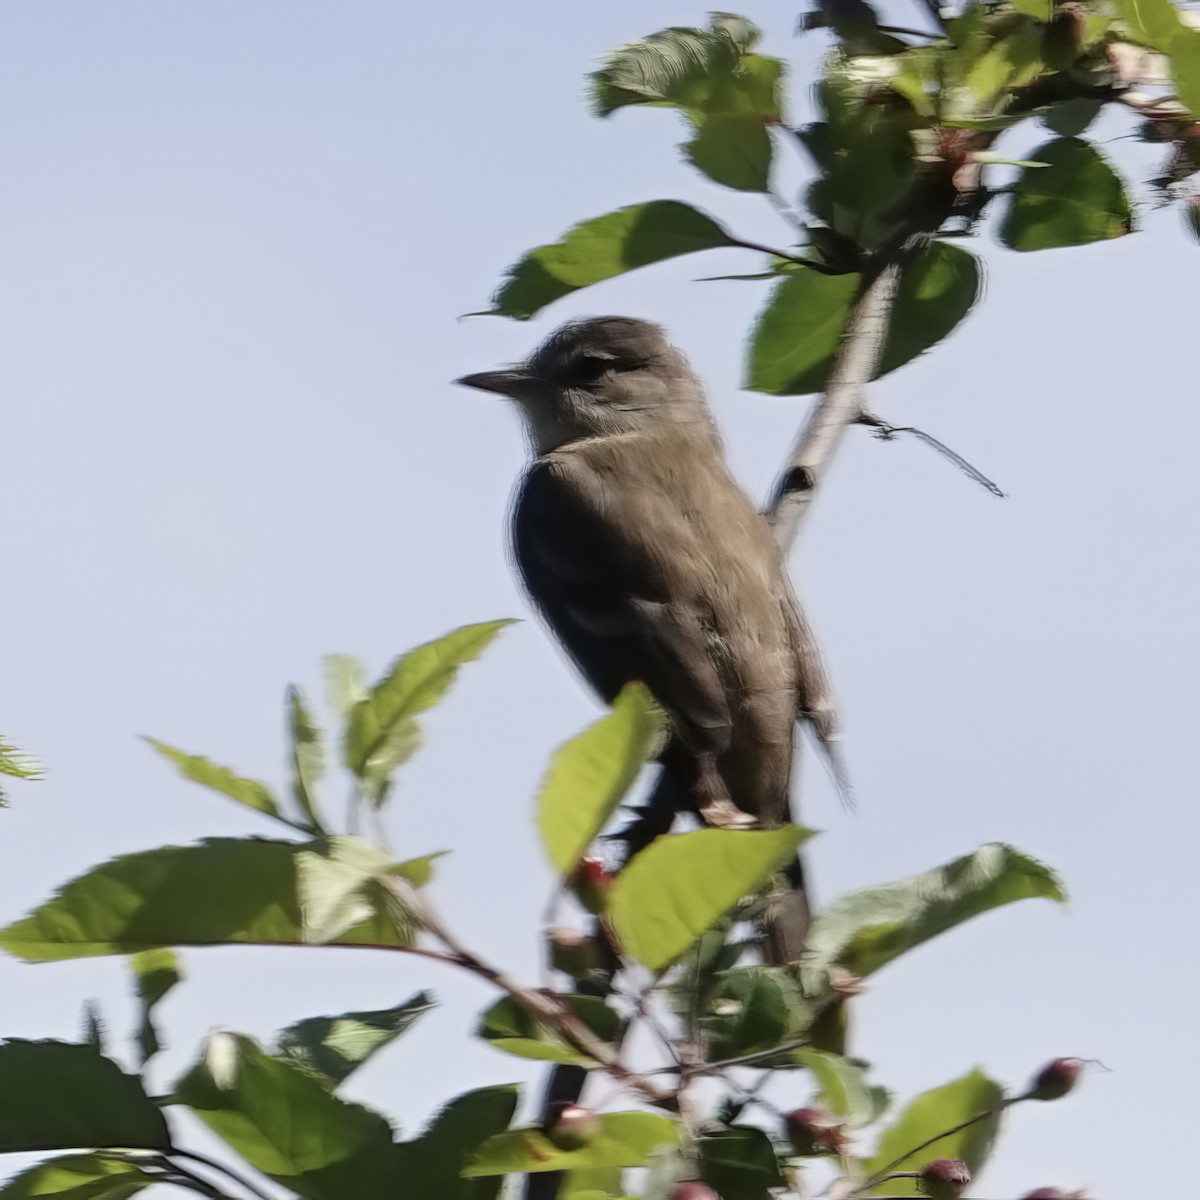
[1,4,1195,1196]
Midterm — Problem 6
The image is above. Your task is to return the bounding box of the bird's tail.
[762,853,812,966]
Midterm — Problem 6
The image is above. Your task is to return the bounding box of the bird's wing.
[513,454,731,749]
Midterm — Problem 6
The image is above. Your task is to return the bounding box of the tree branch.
[768,261,904,547]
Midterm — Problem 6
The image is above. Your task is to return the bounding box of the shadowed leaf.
[0,1041,169,1154]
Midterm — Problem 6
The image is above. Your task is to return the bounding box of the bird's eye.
[564,350,618,385]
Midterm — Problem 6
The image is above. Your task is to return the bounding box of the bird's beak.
[454,367,535,398]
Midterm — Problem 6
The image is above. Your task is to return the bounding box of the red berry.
[919,1159,971,1199]
[1028,1057,1084,1101]
[542,1102,601,1151]
[570,856,614,914]
[669,1184,719,1200]
[782,1106,848,1155]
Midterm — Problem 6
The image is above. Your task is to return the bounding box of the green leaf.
[0,836,415,962]
[537,684,663,875]
[609,827,811,970]
[464,1112,678,1177]
[1011,0,1052,17]
[864,1068,1005,1195]
[295,837,405,944]
[175,1033,398,1200]
[490,202,734,320]
[1168,31,1200,116]
[287,686,326,834]
[389,852,447,887]
[698,1126,783,1200]
[1041,96,1103,136]
[744,271,860,396]
[877,242,982,378]
[477,993,620,1066]
[999,138,1133,251]
[399,1085,519,1200]
[130,948,180,1066]
[0,736,43,783]
[703,967,806,1062]
[322,654,368,717]
[803,843,1064,986]
[142,738,282,822]
[344,621,513,805]
[589,17,769,117]
[1113,0,1187,50]
[794,1048,888,1127]
[965,21,1044,103]
[0,1154,157,1200]
[0,1041,169,1153]
[276,992,435,1087]
[683,114,772,191]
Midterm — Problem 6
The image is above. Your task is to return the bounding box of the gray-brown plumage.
[458,316,840,963]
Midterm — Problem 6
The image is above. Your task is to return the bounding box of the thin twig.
[857,412,1006,497]
[386,877,676,1109]
[678,1037,812,1078]
[169,1149,274,1200]
[861,1099,1014,1188]
[725,235,843,276]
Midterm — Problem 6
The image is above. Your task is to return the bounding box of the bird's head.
[456,317,712,453]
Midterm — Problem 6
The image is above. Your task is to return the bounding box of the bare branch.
[768,263,903,547]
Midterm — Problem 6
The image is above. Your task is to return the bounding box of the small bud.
[569,856,614,915]
[783,1106,850,1156]
[669,1184,719,1200]
[919,1159,971,1199]
[1028,1056,1085,1101]
[542,1102,601,1151]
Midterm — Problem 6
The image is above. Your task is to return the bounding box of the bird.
[457,316,842,963]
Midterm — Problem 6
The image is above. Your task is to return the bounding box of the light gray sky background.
[1,4,1194,1196]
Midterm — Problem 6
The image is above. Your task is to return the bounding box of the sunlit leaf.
[322,655,368,718]
[464,1113,678,1177]
[0,1153,157,1200]
[0,1041,169,1153]
[864,1069,1005,1196]
[142,738,282,821]
[276,992,435,1087]
[794,1048,889,1128]
[490,202,734,320]
[803,844,1064,987]
[999,138,1132,251]
[130,949,180,1065]
[609,827,811,970]
[537,685,663,875]
[0,837,415,962]
[344,621,513,805]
